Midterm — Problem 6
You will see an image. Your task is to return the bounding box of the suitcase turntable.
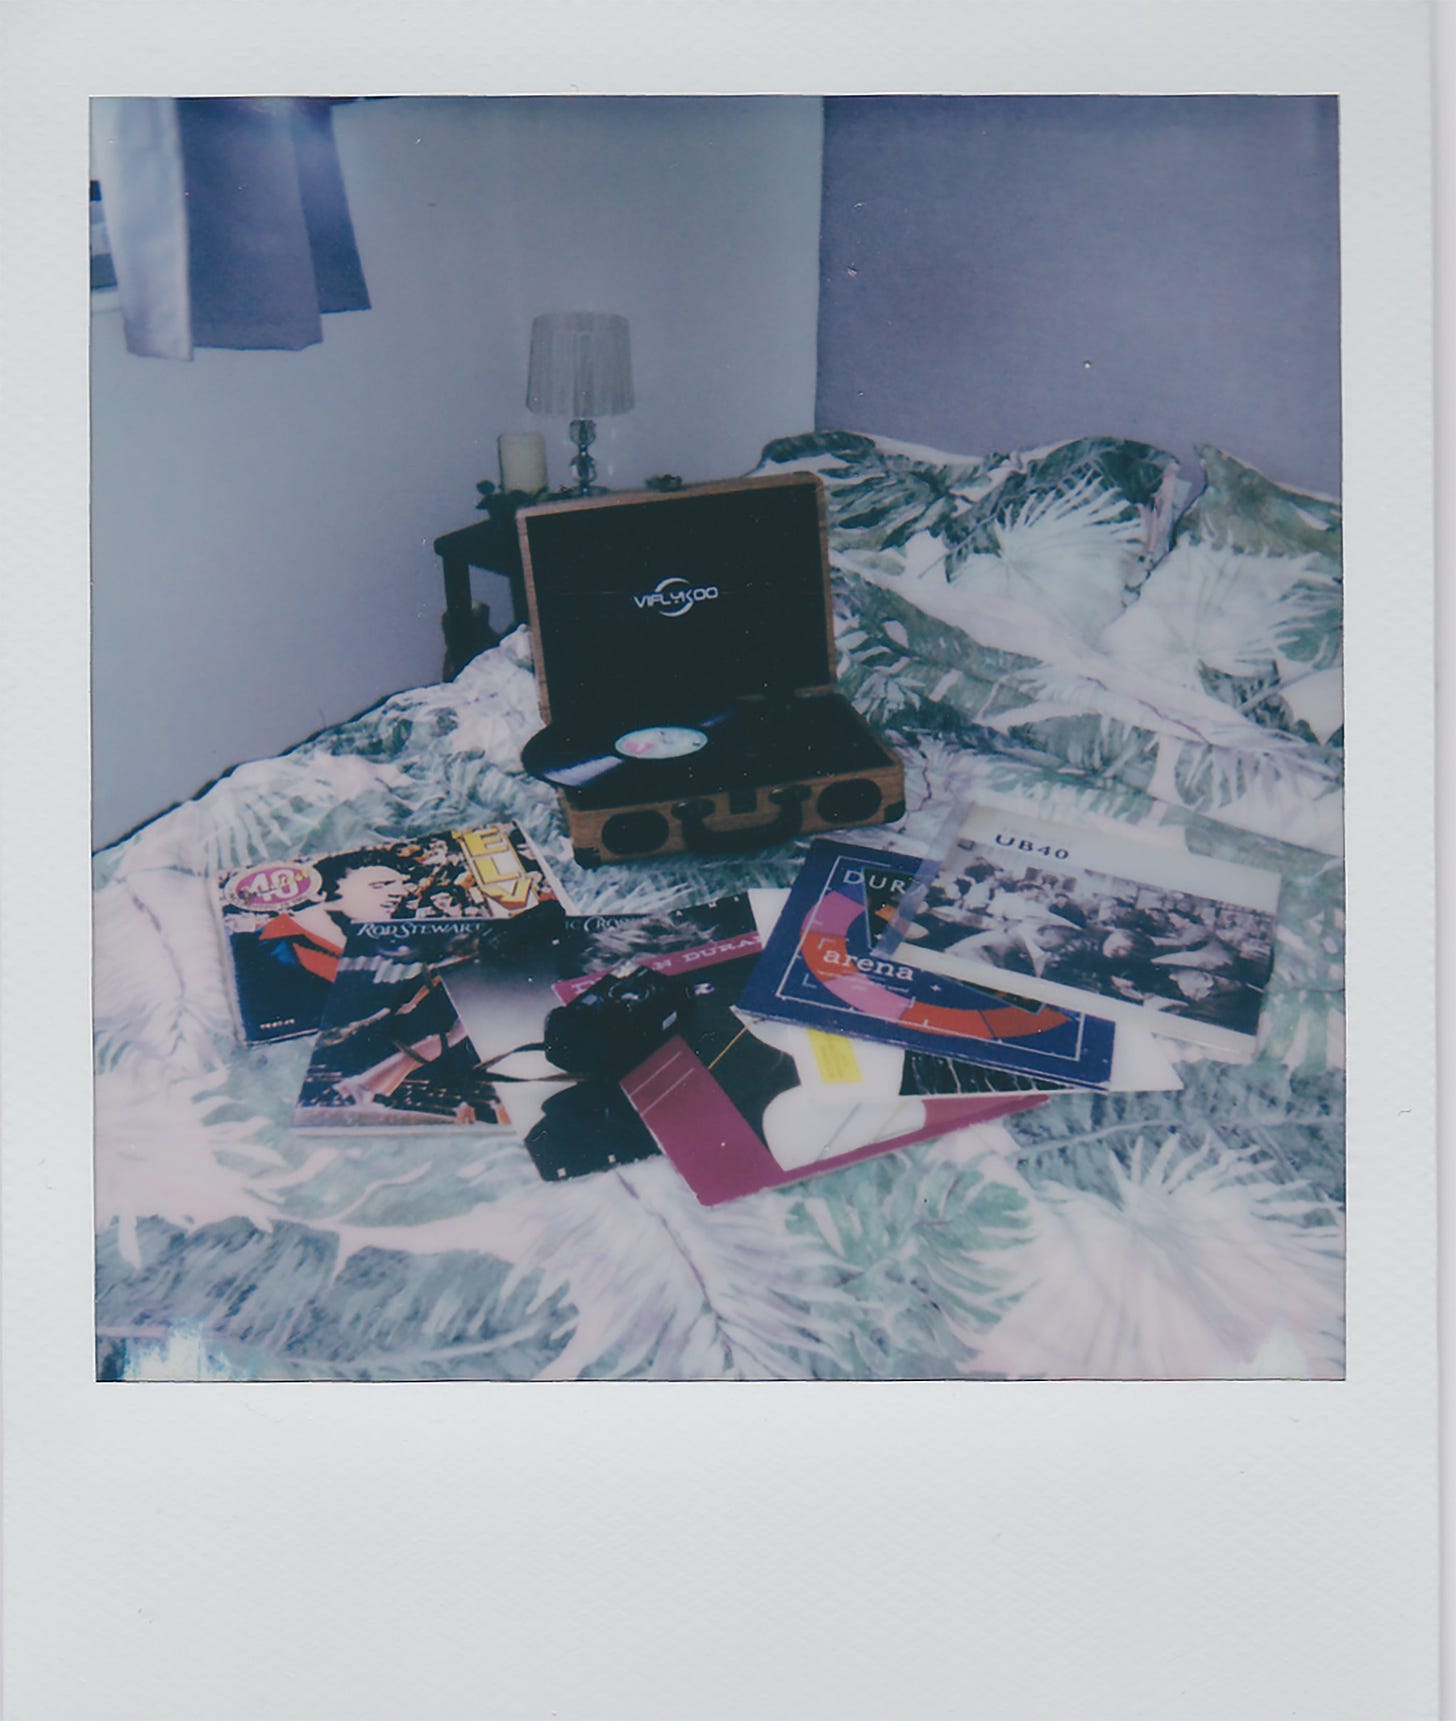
[515,473,905,866]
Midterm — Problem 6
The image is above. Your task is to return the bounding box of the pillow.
[754,430,1183,642]
[1174,444,1341,571]
[754,433,1342,849]
[1098,446,1343,745]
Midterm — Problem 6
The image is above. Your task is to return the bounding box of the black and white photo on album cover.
[885,803,1283,1059]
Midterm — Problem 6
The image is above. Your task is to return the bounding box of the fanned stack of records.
[214,798,1286,1207]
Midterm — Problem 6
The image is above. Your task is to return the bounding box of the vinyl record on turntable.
[521,707,736,790]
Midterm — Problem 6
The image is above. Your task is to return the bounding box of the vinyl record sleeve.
[623,1019,1043,1204]
[878,804,1283,1059]
[738,839,1134,1090]
[608,919,1047,1202]
[292,921,525,1132]
[216,821,563,1044]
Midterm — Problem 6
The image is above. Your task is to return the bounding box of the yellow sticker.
[807,1030,862,1084]
[455,825,535,904]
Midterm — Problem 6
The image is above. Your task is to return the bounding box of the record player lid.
[516,474,837,727]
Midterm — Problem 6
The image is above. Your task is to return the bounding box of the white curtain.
[92,98,192,359]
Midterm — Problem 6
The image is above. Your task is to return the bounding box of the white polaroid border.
[0,5,1440,1720]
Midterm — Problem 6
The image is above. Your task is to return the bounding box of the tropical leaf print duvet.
[93,432,1344,1380]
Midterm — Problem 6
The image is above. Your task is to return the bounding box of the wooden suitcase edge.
[562,755,906,866]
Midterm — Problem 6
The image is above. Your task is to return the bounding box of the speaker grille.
[816,777,881,825]
[601,809,671,855]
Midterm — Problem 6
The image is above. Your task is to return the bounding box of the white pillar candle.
[499,431,548,494]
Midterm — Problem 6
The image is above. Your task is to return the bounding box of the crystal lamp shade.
[526,311,634,418]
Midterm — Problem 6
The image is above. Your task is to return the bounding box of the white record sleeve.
[881,802,1284,1059]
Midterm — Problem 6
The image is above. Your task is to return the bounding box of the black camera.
[542,961,693,1079]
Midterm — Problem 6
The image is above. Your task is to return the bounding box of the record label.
[614,725,709,761]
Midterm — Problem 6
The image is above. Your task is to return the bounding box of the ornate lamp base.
[568,418,603,495]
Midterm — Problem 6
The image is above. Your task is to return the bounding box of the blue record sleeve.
[738,839,1118,1089]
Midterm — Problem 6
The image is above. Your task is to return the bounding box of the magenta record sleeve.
[621,1039,1044,1205]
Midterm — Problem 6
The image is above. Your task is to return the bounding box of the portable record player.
[515,473,906,867]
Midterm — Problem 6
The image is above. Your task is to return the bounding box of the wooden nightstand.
[432,513,528,680]
[435,482,664,678]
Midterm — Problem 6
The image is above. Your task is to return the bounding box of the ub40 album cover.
[879,804,1283,1058]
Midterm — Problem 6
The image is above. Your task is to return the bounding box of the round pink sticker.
[226,862,321,912]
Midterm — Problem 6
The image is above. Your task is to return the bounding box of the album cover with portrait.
[878,804,1283,1059]
[214,822,561,1044]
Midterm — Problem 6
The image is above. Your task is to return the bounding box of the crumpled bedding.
[93,430,1344,1381]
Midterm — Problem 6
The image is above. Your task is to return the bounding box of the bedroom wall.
[815,96,1341,496]
[90,96,824,849]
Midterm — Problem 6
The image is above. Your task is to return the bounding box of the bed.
[93,430,1345,1381]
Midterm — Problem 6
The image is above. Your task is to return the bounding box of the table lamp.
[526,311,634,495]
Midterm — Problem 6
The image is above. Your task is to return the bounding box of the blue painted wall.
[816,96,1341,495]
